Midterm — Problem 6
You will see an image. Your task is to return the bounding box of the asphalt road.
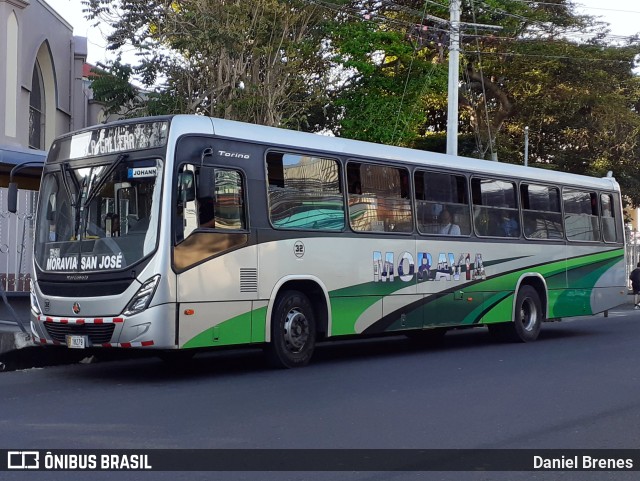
[2,306,640,481]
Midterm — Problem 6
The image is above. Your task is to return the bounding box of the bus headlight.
[123,275,161,316]
[30,285,42,316]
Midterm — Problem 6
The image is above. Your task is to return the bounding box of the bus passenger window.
[601,193,619,243]
[267,152,344,231]
[521,184,563,240]
[471,178,519,238]
[414,170,470,236]
[563,189,600,241]
[348,162,413,233]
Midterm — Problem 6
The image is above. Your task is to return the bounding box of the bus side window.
[414,170,470,236]
[209,169,245,230]
[173,165,248,269]
[267,152,344,231]
[521,183,563,240]
[563,189,600,241]
[601,193,619,243]
[348,162,412,233]
[472,178,519,238]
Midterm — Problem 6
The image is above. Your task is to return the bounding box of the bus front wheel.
[489,285,543,342]
[266,290,316,368]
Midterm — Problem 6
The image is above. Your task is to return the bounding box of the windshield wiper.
[83,153,129,209]
[60,162,81,207]
[60,162,84,240]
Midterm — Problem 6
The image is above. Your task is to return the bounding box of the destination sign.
[63,121,169,160]
[46,253,124,271]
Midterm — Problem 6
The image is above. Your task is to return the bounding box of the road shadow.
[54,319,604,383]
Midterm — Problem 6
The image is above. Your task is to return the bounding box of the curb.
[0,326,35,372]
[0,326,89,372]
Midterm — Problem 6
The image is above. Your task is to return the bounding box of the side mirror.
[197,167,215,199]
[7,160,45,214]
[7,183,18,213]
[47,203,56,222]
[178,171,195,203]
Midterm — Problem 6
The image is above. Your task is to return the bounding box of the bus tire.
[266,290,316,368]
[490,285,542,342]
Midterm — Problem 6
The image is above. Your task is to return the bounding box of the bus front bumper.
[30,304,177,349]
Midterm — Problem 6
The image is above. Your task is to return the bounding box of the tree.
[327,1,640,203]
[83,0,334,128]
[450,1,640,203]
[325,0,450,145]
[329,17,448,145]
[85,0,640,204]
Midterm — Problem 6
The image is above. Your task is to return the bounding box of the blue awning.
[0,144,46,166]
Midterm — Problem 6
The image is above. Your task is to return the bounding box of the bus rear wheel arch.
[489,284,543,342]
[265,290,317,368]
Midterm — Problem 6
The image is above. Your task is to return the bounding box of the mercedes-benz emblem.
[72,302,81,315]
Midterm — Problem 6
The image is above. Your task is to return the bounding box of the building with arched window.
[1,0,89,170]
[0,0,89,301]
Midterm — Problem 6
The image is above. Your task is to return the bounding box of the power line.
[510,0,640,14]
[461,49,639,64]
[304,1,639,67]
[392,0,433,144]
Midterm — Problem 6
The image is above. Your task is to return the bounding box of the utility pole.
[444,0,501,157]
[446,0,460,156]
[524,126,529,166]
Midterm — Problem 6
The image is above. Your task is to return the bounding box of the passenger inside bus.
[437,208,461,235]
[499,210,519,237]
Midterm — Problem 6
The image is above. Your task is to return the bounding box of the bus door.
[173,154,257,349]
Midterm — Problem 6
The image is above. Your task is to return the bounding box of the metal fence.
[0,187,37,293]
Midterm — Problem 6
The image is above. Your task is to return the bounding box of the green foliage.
[83,0,640,205]
[89,61,138,116]
[328,7,449,145]
[467,31,640,203]
[83,0,334,126]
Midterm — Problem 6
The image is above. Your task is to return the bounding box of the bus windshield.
[34,156,163,273]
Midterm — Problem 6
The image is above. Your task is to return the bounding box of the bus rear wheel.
[266,290,316,368]
[489,285,543,342]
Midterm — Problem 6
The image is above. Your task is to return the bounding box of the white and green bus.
[15,115,627,367]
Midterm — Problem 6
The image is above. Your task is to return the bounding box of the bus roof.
[66,114,620,192]
[193,116,619,192]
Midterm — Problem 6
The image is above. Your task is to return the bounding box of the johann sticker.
[128,167,157,178]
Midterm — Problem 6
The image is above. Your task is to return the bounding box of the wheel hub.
[520,297,538,331]
[283,308,309,353]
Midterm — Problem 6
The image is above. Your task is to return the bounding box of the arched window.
[29,62,45,149]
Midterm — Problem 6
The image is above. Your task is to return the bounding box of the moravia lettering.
[47,254,123,271]
[373,250,486,283]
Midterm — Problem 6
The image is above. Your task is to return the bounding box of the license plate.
[66,335,87,349]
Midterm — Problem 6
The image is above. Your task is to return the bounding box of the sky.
[45,0,640,66]
[576,0,640,38]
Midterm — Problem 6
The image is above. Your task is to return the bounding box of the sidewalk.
[0,322,33,371]
[0,321,87,372]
